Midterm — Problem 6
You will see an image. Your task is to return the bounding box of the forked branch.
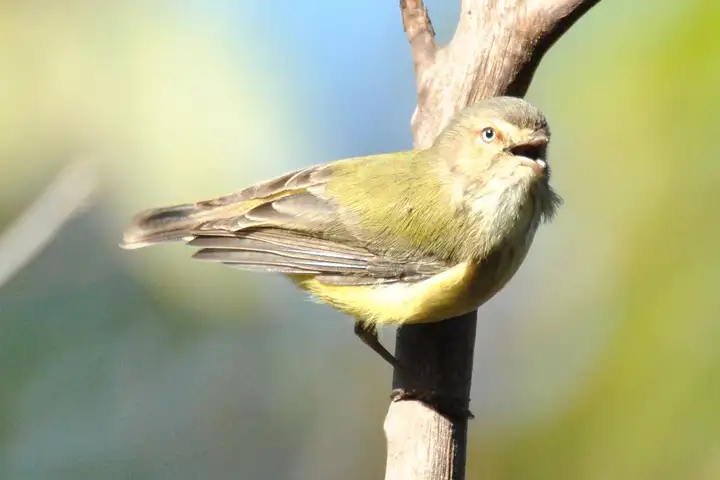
[386,1,602,479]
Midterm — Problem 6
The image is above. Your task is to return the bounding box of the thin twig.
[0,160,97,289]
[399,0,438,75]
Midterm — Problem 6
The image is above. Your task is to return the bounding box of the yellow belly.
[289,261,497,326]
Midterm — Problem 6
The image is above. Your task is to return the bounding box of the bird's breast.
[294,188,543,326]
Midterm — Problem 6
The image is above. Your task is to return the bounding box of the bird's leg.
[353,320,401,370]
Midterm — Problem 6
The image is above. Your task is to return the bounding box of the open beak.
[506,135,549,176]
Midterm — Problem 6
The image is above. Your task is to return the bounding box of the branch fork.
[385,0,602,478]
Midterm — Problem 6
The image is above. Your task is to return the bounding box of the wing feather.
[122,157,450,284]
[188,229,447,285]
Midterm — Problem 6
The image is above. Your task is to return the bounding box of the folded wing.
[121,161,448,285]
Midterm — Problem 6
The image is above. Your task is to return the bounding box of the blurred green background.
[0,0,718,479]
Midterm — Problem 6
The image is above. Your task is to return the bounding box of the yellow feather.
[289,262,493,326]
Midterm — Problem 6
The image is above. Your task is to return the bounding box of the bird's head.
[433,96,560,222]
[435,96,551,182]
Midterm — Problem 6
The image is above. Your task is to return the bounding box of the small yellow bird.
[121,96,561,368]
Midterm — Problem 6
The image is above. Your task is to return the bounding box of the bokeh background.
[0,0,718,478]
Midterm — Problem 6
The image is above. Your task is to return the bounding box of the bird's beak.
[506,135,549,176]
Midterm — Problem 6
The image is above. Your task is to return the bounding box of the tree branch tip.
[399,0,438,71]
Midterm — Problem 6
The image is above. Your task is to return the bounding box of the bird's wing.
[189,228,448,285]
[121,158,449,285]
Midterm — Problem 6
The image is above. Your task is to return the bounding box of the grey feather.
[187,228,448,282]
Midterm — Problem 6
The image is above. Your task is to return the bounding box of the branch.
[385,1,602,479]
[0,160,97,289]
[399,0,438,77]
[532,0,602,23]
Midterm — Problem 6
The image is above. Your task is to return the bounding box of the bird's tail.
[120,201,220,250]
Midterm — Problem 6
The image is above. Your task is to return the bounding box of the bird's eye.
[481,127,496,143]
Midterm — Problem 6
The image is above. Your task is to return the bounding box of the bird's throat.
[465,176,542,260]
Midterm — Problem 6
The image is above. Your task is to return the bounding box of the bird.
[121,96,562,369]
